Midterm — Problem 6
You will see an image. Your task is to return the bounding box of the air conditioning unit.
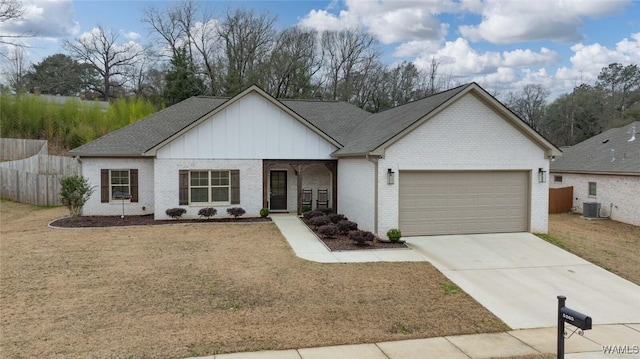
[583,202,601,218]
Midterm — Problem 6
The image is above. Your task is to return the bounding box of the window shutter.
[230,170,240,204]
[101,169,109,203]
[130,169,138,203]
[179,170,189,205]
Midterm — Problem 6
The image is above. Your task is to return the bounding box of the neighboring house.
[550,121,640,226]
[68,83,560,236]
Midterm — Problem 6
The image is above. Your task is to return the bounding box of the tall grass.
[0,92,160,152]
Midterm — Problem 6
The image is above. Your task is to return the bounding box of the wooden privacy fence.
[0,138,79,206]
[549,186,574,214]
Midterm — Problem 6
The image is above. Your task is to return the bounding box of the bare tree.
[218,8,276,95]
[320,28,381,102]
[266,27,320,98]
[63,26,146,100]
[506,84,550,132]
[0,0,34,54]
[1,45,28,91]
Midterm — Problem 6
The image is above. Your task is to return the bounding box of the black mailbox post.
[557,295,592,359]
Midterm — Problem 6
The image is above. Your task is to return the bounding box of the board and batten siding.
[156,92,337,160]
[378,93,550,236]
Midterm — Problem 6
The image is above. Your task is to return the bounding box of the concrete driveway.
[405,233,640,329]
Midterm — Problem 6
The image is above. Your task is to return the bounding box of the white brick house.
[68,83,560,236]
[550,121,640,227]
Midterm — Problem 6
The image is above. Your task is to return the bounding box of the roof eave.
[550,169,640,176]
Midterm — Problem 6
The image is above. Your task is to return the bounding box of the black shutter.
[179,170,189,205]
[130,169,138,203]
[230,170,240,204]
[101,169,109,203]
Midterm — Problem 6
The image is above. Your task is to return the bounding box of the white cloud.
[297,9,358,32]
[555,32,640,86]
[123,31,141,41]
[0,0,79,39]
[502,48,560,67]
[459,0,630,44]
[298,0,457,44]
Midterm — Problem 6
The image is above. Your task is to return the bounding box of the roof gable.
[334,83,560,157]
[67,97,228,156]
[149,85,343,155]
[550,121,639,174]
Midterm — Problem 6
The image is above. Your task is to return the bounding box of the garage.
[398,171,529,236]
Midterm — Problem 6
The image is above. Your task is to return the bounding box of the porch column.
[324,162,338,212]
[262,161,276,209]
[296,164,302,215]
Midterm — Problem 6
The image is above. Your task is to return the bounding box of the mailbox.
[557,295,592,359]
[560,307,592,330]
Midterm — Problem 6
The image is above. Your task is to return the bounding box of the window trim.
[588,181,597,196]
[109,169,131,203]
[554,175,563,183]
[189,170,231,205]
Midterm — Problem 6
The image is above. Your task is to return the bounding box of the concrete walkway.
[185,215,639,359]
[187,324,639,359]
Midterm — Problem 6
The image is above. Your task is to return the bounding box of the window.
[101,169,138,203]
[588,182,597,196]
[190,170,230,204]
[110,170,130,200]
[554,175,563,183]
[179,170,239,206]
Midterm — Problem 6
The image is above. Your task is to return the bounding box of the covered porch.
[262,159,337,215]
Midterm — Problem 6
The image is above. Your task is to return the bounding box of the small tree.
[59,175,95,217]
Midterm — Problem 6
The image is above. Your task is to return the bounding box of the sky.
[1,0,639,99]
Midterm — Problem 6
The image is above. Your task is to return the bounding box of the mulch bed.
[50,215,271,228]
[301,218,408,251]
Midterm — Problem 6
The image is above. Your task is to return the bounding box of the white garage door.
[399,171,529,236]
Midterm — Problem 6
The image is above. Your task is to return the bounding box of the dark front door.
[270,171,287,210]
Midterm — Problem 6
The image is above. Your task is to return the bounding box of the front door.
[270,170,287,210]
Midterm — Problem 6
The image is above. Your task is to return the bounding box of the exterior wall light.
[387,168,395,185]
[538,168,546,183]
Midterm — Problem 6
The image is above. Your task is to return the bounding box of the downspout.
[366,154,379,235]
[73,156,82,176]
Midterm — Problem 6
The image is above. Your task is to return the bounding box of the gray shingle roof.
[68,97,229,156]
[550,121,640,174]
[281,99,370,145]
[69,83,521,159]
[333,84,472,155]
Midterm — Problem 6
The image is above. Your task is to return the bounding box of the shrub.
[59,175,95,217]
[327,213,348,224]
[198,207,217,219]
[259,208,270,218]
[319,208,335,215]
[337,220,358,234]
[387,228,402,242]
[166,207,186,219]
[303,210,325,220]
[226,207,246,219]
[317,224,338,238]
[348,230,374,244]
[309,215,331,227]
[301,205,311,213]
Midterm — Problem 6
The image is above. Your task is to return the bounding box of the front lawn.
[0,201,507,358]
[544,213,640,285]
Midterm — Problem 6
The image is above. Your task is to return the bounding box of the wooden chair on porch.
[301,188,312,208]
[316,189,329,209]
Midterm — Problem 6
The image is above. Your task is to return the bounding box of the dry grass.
[547,213,640,285]
[0,201,507,358]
